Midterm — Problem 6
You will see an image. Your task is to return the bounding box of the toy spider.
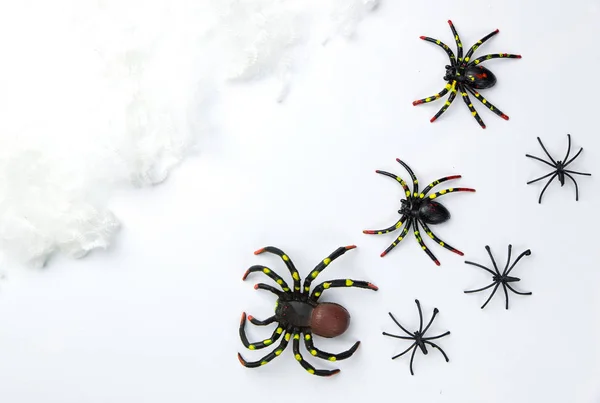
[413,20,521,129]
[363,158,475,265]
[238,245,378,376]
[526,134,591,203]
[382,300,450,375]
[464,245,532,310]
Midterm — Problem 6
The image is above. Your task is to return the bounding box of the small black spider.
[363,158,475,265]
[383,299,450,375]
[464,245,532,310]
[526,134,591,203]
[238,245,378,377]
[413,20,521,129]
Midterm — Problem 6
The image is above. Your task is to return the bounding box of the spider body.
[364,158,475,265]
[414,20,521,128]
[238,245,378,376]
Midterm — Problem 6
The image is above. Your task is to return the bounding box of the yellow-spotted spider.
[238,245,378,376]
[363,159,475,265]
[413,20,521,129]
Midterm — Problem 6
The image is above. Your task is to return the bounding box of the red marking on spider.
[413,100,424,105]
[419,36,426,40]
[501,114,509,120]
[475,73,488,79]
[345,245,357,250]
[434,259,441,266]
[237,353,247,366]
[327,369,341,377]
[456,188,476,192]
[380,250,388,257]
[447,175,462,180]
[453,249,465,256]
[254,248,265,255]
[494,29,500,33]
[242,270,251,280]
[447,20,454,25]
[363,230,375,234]
[254,284,259,290]
[516,55,522,58]
[240,312,246,324]
[368,283,379,291]
[247,315,254,321]
[430,116,437,123]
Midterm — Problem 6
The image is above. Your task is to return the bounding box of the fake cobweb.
[0,0,379,268]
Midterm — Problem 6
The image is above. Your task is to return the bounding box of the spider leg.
[254,283,283,297]
[415,299,424,332]
[391,343,416,360]
[413,221,440,266]
[564,147,584,167]
[254,247,301,293]
[380,219,412,257]
[423,331,450,341]
[421,307,439,334]
[309,278,378,301]
[382,332,414,340]
[564,170,591,176]
[396,158,419,195]
[419,219,464,256]
[463,29,499,63]
[427,187,476,200]
[239,313,285,350]
[412,83,452,106]
[469,53,521,65]
[527,171,557,185]
[447,20,464,61]
[503,244,513,273]
[243,265,291,293]
[504,248,531,276]
[526,154,556,169]
[464,261,497,276]
[292,330,340,376]
[420,174,462,197]
[430,83,458,123]
[565,172,581,200]
[485,245,501,275]
[505,283,532,296]
[409,344,418,375]
[458,84,486,129]
[419,36,457,66]
[387,311,415,337]
[538,172,559,204]
[375,169,412,197]
[423,341,450,362]
[464,86,509,120]
[502,283,510,310]
[563,134,572,162]
[248,315,276,326]
[535,137,558,165]
[303,330,360,361]
[464,282,497,294]
[480,283,501,309]
[238,328,291,368]
[363,215,407,235]
[302,245,356,295]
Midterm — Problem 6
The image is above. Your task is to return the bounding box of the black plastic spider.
[238,245,378,377]
[363,158,475,265]
[464,245,532,310]
[383,299,450,375]
[413,20,521,129]
[526,134,592,203]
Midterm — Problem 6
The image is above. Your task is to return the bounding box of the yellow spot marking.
[468,104,473,107]
[315,292,321,297]
[398,237,403,241]
[323,282,331,289]
[436,40,441,44]
[292,272,300,281]
[445,101,451,106]
[428,232,434,239]
[405,190,411,197]
[305,334,311,340]
[440,242,445,247]
[465,57,470,62]
[276,328,283,334]
[483,99,487,104]
[345,279,354,286]
[474,60,480,64]
[422,246,427,250]
[329,357,337,362]
[283,288,290,292]
[264,339,273,345]
[414,192,418,197]
[414,231,420,235]
[377,231,383,235]
[304,286,310,292]
[285,334,291,341]
[277,279,283,284]
[430,194,437,199]
[263,268,271,274]
[414,180,419,184]
[472,111,478,116]
[295,286,300,291]
[261,361,268,366]
[462,92,467,96]
[440,190,447,194]
[282,255,289,261]
[311,271,318,278]
[395,222,403,229]
[294,334,300,340]
[445,84,451,89]
[308,369,315,374]
[275,350,283,356]
[420,193,425,198]
[311,350,317,356]
[295,354,302,361]
[323,258,331,265]
[449,188,454,192]
[249,345,256,350]
[426,97,431,102]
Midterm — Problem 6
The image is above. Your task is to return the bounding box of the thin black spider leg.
[502,283,510,310]
[564,170,592,176]
[375,169,412,197]
[481,283,501,309]
[458,84,486,129]
[464,86,509,120]
[363,215,407,235]
[421,308,439,334]
[309,278,378,302]
[565,172,580,201]
[536,137,557,165]
[426,186,476,199]
[387,312,414,337]
[239,313,285,350]
[429,82,458,123]
[503,244,513,274]
[303,330,360,361]
[423,341,450,362]
[420,174,462,197]
[419,219,464,256]
[382,332,415,340]
[423,331,450,341]
[464,282,496,294]
[527,171,557,185]
[243,265,292,293]
[415,299,424,333]
[504,246,531,276]
[564,148,583,167]
[254,247,302,294]
[464,260,497,276]
[537,172,558,204]
[248,315,276,326]
[505,283,532,296]
[485,245,501,275]
[238,328,291,368]
[526,154,556,169]
[419,35,457,66]
[447,20,464,61]
[409,345,418,375]
[463,28,499,63]
[302,245,356,296]
[396,158,419,196]
[380,219,412,257]
[469,53,521,65]
[412,84,452,106]
[391,343,416,360]
[413,221,441,266]
[254,283,283,297]
[292,329,340,376]
[563,134,572,162]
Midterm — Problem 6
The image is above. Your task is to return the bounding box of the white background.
[1,1,599,402]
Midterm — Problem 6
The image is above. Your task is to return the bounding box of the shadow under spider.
[464,245,532,310]
[526,134,591,203]
[382,299,450,375]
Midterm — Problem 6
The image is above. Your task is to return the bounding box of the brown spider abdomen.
[311,303,351,338]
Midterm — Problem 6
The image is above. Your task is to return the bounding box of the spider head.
[398,198,418,216]
[494,275,521,284]
[443,65,464,82]
[555,161,566,186]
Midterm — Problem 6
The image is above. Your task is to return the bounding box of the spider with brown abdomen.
[238,245,378,377]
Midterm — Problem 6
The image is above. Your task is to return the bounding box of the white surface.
[1,1,599,402]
